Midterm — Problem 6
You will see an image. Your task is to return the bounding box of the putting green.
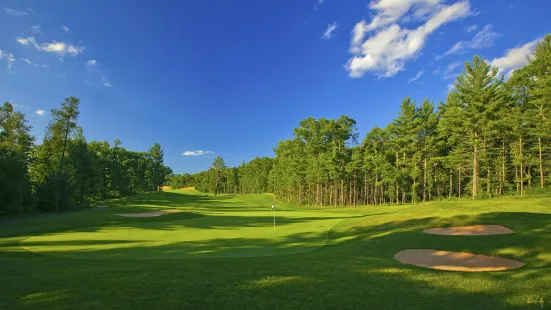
[21,191,357,259]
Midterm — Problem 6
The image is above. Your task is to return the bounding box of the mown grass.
[0,189,550,309]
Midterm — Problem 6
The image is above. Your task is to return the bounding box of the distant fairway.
[20,189,356,259]
[1,190,551,309]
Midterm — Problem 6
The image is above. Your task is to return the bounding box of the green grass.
[1,189,550,309]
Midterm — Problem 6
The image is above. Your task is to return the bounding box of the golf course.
[1,188,550,309]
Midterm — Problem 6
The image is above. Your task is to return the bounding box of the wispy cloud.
[86,59,97,68]
[183,150,213,156]
[347,0,471,78]
[35,109,45,116]
[12,102,30,110]
[318,0,324,4]
[491,37,542,79]
[408,70,424,83]
[465,24,478,33]
[20,57,48,69]
[0,49,16,70]
[102,76,112,88]
[4,8,39,17]
[436,24,500,60]
[322,22,339,40]
[4,8,29,16]
[16,36,84,56]
[62,26,70,33]
[30,24,41,35]
[434,61,462,79]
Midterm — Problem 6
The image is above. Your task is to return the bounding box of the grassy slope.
[0,190,550,309]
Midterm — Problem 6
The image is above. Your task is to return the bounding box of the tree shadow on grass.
[2,211,551,309]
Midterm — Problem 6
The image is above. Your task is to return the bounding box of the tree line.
[0,96,171,215]
[168,156,273,196]
[174,35,551,206]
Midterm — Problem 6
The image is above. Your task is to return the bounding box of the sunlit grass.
[0,190,550,309]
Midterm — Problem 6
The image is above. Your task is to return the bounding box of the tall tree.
[53,97,80,211]
[210,156,226,196]
[148,143,165,191]
[0,102,34,214]
[451,56,500,198]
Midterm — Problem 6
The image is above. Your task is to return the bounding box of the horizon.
[1,0,550,174]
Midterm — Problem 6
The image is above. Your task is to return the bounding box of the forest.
[0,97,171,215]
[173,35,551,206]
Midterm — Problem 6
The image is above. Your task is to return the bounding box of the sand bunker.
[116,211,167,218]
[423,225,513,236]
[162,209,183,213]
[394,249,524,272]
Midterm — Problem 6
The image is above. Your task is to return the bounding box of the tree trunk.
[539,137,544,188]
[501,141,506,195]
[472,140,479,199]
[330,184,333,207]
[376,184,379,205]
[528,167,532,189]
[458,165,462,199]
[56,120,71,212]
[423,156,427,202]
[341,180,344,206]
[449,170,453,198]
[520,136,524,196]
[515,166,519,193]
[349,180,352,207]
[364,174,368,205]
[484,137,490,194]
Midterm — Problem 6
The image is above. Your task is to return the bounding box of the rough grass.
[0,189,550,309]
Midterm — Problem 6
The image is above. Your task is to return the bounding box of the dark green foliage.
[0,97,171,215]
[189,39,551,205]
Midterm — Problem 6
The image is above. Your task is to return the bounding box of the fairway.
[19,190,353,259]
[1,190,551,309]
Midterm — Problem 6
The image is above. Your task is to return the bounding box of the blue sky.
[1,0,549,173]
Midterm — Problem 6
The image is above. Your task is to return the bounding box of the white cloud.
[62,26,70,33]
[101,76,112,87]
[447,83,455,92]
[470,24,500,48]
[183,150,213,156]
[436,24,500,59]
[30,24,41,35]
[0,49,16,70]
[490,37,542,79]
[322,22,339,40]
[12,103,30,110]
[434,61,461,75]
[408,70,424,83]
[466,24,477,32]
[20,57,48,69]
[4,8,28,16]
[16,36,34,45]
[35,109,45,116]
[444,61,461,74]
[347,0,471,78]
[319,0,324,4]
[16,36,84,56]
[434,62,462,81]
[86,59,97,68]
[363,0,444,32]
